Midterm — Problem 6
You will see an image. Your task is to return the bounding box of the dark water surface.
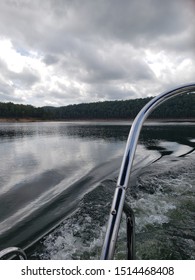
[0,121,194,259]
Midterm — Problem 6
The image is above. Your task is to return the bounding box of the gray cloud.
[8,68,40,88]
[1,0,193,52]
[0,58,40,88]
[0,80,24,103]
[0,80,12,96]
[43,54,60,66]
[0,0,194,106]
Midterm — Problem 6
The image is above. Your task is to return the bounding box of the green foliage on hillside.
[0,93,194,120]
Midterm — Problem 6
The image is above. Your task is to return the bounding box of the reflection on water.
[0,121,194,259]
[0,122,127,194]
[0,122,128,249]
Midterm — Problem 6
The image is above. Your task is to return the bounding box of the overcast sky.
[0,0,194,107]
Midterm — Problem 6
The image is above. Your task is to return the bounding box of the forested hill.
[0,93,194,121]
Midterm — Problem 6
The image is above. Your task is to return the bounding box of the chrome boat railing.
[100,83,195,260]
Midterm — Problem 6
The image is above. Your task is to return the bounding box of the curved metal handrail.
[100,83,195,259]
[0,247,27,260]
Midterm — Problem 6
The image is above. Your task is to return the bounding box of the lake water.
[0,121,194,260]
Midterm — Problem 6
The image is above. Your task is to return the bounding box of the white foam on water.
[40,213,107,260]
[130,191,176,232]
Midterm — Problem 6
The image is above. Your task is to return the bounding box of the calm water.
[0,121,194,259]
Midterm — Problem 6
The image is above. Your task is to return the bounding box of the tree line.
[0,93,194,120]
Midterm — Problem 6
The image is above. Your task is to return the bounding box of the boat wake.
[29,149,195,260]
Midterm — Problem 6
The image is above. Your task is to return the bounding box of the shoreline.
[0,118,195,123]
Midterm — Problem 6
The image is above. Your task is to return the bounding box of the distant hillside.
[0,93,194,120]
